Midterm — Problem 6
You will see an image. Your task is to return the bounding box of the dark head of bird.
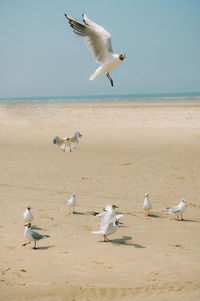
[119,53,125,61]
[27,206,31,210]
[25,223,31,228]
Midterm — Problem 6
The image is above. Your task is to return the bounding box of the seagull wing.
[65,13,113,64]
[110,214,123,224]
[53,136,63,145]
[31,230,45,240]
[168,204,180,214]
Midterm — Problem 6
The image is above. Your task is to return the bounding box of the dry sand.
[0,100,200,300]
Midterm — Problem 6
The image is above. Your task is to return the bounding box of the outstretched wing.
[110,214,123,224]
[53,136,63,145]
[65,13,113,64]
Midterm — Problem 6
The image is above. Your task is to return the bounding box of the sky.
[0,0,200,98]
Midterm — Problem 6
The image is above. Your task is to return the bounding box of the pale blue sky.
[0,0,200,98]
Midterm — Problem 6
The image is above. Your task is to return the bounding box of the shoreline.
[0,98,200,107]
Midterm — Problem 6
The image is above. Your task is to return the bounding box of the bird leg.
[33,241,37,249]
[104,235,109,242]
[22,241,31,247]
[180,213,184,221]
[106,73,114,87]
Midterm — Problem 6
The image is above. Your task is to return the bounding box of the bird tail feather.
[43,235,50,239]
[89,71,99,81]
[92,231,104,234]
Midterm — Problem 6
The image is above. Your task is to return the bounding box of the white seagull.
[92,204,122,241]
[94,204,118,226]
[66,192,76,213]
[53,131,82,152]
[22,223,50,249]
[92,213,123,242]
[167,199,187,221]
[143,193,152,216]
[64,13,125,87]
[23,206,34,223]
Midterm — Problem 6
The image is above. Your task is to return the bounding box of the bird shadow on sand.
[31,225,45,230]
[110,236,145,248]
[33,245,55,250]
[181,219,200,223]
[148,213,163,218]
[73,211,87,215]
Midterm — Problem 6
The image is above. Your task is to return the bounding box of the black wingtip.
[64,13,67,18]
[82,13,85,22]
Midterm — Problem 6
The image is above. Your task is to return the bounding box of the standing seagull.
[143,193,152,216]
[23,206,34,223]
[66,192,76,214]
[64,13,125,87]
[167,199,187,221]
[22,223,50,249]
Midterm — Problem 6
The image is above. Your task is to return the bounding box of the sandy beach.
[0,100,200,301]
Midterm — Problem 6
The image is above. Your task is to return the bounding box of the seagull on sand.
[66,192,77,213]
[22,223,50,249]
[23,206,33,223]
[92,204,122,242]
[92,213,123,242]
[53,131,82,152]
[143,193,152,216]
[167,199,187,221]
[64,13,126,87]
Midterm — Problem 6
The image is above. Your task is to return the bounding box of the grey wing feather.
[65,14,88,36]
[172,208,181,214]
[168,205,180,214]
[82,13,113,53]
[65,14,113,64]
[53,136,63,144]
[31,231,44,240]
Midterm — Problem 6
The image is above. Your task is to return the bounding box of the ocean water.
[0,92,200,103]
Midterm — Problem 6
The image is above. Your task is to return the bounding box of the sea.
[0,92,200,103]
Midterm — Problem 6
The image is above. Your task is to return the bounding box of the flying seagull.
[53,131,82,152]
[22,223,50,249]
[167,199,186,221]
[64,13,125,87]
